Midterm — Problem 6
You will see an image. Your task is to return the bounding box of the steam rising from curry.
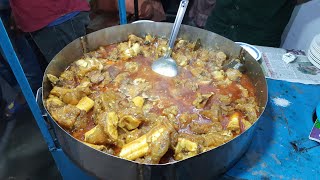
[45,34,260,164]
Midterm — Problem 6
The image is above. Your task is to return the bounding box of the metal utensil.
[151,0,189,77]
[222,47,246,73]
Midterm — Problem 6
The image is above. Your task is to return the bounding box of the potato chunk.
[227,112,241,131]
[174,138,198,161]
[132,96,144,108]
[76,96,95,112]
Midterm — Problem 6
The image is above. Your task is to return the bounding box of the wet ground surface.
[0,78,61,180]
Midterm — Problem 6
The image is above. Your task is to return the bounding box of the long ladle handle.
[165,0,189,58]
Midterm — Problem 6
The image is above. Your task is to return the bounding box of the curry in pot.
[45,34,260,164]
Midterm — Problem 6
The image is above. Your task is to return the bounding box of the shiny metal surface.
[151,0,188,77]
[42,22,268,180]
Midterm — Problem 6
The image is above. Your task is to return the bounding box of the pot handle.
[36,87,47,117]
[36,87,61,149]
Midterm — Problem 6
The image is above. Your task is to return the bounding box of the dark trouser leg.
[30,12,90,63]
[0,10,43,93]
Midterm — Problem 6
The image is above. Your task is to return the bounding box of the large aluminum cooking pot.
[42,22,268,180]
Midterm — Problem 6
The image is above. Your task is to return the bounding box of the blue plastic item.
[118,0,127,24]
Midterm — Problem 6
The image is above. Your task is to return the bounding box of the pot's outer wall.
[43,22,268,180]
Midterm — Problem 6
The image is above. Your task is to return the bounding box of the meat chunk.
[163,106,179,116]
[50,86,73,98]
[146,126,171,163]
[118,42,141,60]
[218,94,232,105]
[84,125,110,144]
[119,78,151,97]
[200,104,221,122]
[99,112,119,141]
[128,34,143,43]
[235,98,258,123]
[73,110,89,130]
[212,70,225,81]
[174,138,199,161]
[190,122,222,134]
[46,96,64,109]
[226,68,242,81]
[202,131,233,148]
[215,51,227,66]
[107,66,121,79]
[124,129,143,143]
[173,52,189,67]
[125,61,139,73]
[144,34,155,44]
[62,90,86,105]
[242,119,252,131]
[47,74,59,85]
[113,72,129,86]
[100,71,112,86]
[178,113,198,128]
[236,84,249,98]
[119,124,170,162]
[192,93,214,109]
[87,70,105,84]
[58,70,77,88]
[50,104,80,129]
[119,115,142,131]
[75,57,103,76]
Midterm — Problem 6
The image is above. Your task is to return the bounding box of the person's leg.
[0,12,43,118]
[13,34,43,92]
[30,12,90,63]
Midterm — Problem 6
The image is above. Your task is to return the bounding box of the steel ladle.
[151,0,189,77]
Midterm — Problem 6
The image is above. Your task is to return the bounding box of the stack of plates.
[307,34,320,69]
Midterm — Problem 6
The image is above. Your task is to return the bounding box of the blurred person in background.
[88,0,165,32]
[1,0,91,120]
[204,0,309,47]
[9,0,91,62]
[188,0,216,28]
[0,0,42,120]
